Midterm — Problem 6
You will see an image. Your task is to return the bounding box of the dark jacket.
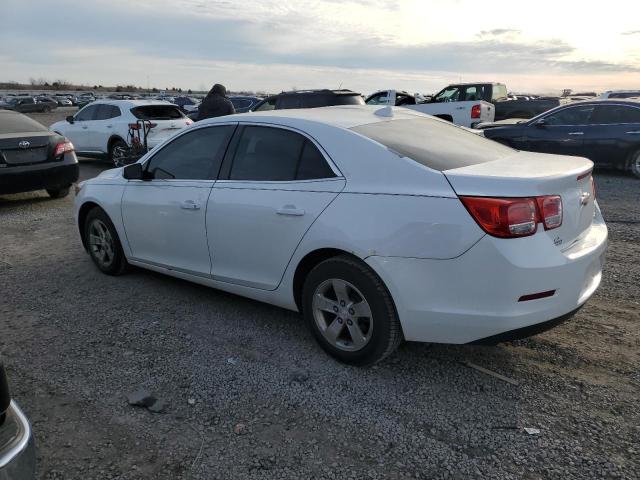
[197,84,235,120]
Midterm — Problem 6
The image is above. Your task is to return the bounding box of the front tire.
[46,186,70,198]
[302,255,402,366]
[630,151,640,179]
[84,207,128,275]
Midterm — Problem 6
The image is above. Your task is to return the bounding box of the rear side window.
[0,112,47,134]
[591,105,640,124]
[131,105,184,120]
[146,125,234,180]
[491,84,508,101]
[350,118,514,171]
[228,126,335,181]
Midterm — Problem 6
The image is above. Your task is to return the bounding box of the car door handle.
[180,200,201,210]
[277,205,305,216]
[626,130,640,134]
[106,125,112,128]
[568,132,584,135]
[81,126,88,130]
[455,106,466,110]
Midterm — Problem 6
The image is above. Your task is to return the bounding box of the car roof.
[88,99,176,108]
[200,105,432,129]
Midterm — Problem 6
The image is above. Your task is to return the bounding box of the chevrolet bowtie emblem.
[580,191,591,206]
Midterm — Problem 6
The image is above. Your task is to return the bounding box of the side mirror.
[66,115,75,124]
[534,119,547,128]
[123,162,144,180]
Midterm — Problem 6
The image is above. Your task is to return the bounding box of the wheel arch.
[77,201,103,250]
[108,135,127,153]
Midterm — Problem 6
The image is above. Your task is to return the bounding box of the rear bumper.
[0,402,36,480]
[0,158,79,195]
[366,207,607,344]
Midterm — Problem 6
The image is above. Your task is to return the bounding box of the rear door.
[121,124,235,275]
[208,124,345,290]
[587,104,640,167]
[524,104,595,156]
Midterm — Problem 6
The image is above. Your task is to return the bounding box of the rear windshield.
[130,105,184,120]
[0,112,48,134]
[350,118,514,171]
[280,94,365,109]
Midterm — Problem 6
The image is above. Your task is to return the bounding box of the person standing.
[197,84,235,120]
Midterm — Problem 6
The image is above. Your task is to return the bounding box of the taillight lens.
[460,195,563,238]
[54,139,74,157]
[591,176,596,200]
[471,104,481,119]
[536,195,562,230]
[185,120,193,125]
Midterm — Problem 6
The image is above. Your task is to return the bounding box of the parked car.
[52,94,74,106]
[598,90,640,99]
[171,96,198,112]
[76,94,96,109]
[0,97,57,113]
[483,99,640,178]
[74,105,606,365]
[0,361,36,478]
[50,100,193,165]
[251,89,364,111]
[367,85,496,127]
[229,96,263,113]
[0,110,78,197]
[36,97,59,110]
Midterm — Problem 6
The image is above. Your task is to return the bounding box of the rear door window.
[591,105,640,124]
[350,118,514,171]
[75,105,99,121]
[228,126,336,181]
[130,105,184,120]
[95,104,121,120]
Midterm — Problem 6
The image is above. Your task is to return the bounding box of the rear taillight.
[591,176,596,200]
[54,139,74,157]
[471,104,481,119]
[460,195,563,238]
[185,120,193,125]
[536,195,562,230]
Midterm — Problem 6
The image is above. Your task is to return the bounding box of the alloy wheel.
[88,219,115,268]
[312,278,373,352]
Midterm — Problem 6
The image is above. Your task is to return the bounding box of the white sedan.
[50,100,192,166]
[74,106,607,365]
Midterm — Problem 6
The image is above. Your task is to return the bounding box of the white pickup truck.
[366,83,501,127]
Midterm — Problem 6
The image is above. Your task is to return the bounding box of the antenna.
[338,81,343,90]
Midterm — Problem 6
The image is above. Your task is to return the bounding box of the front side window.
[75,105,99,121]
[543,105,595,126]
[145,125,235,180]
[228,126,335,181]
[591,105,640,124]
[366,93,389,105]
[253,97,277,111]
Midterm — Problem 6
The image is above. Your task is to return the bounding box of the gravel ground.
[0,110,638,479]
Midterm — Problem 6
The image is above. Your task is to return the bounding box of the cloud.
[622,30,640,35]
[477,29,521,37]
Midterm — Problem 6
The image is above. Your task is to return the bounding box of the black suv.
[251,89,364,111]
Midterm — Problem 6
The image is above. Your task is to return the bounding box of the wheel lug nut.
[347,319,353,326]
[337,318,343,324]
[348,308,355,315]
[333,306,339,312]
[340,301,346,307]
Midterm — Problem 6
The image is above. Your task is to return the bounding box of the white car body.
[50,100,191,157]
[368,89,495,127]
[74,105,606,347]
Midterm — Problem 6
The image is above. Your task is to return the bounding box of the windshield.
[350,117,514,171]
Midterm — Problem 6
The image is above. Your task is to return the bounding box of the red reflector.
[471,104,481,119]
[459,197,537,238]
[518,290,556,302]
[54,140,74,157]
[536,195,562,230]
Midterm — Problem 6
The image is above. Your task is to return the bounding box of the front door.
[208,125,345,290]
[121,124,235,275]
[525,104,595,157]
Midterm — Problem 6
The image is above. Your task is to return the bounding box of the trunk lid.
[444,151,596,249]
[0,132,53,165]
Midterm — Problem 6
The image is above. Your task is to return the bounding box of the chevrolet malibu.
[74,106,607,365]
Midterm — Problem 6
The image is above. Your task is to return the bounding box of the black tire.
[302,255,402,366]
[83,207,128,275]
[46,186,70,198]
[108,138,128,167]
[630,151,640,179]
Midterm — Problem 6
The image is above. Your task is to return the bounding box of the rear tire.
[108,138,128,167]
[302,255,402,366]
[630,151,640,179]
[84,207,128,275]
[46,187,70,198]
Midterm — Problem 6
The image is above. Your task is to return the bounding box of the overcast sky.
[2,0,639,94]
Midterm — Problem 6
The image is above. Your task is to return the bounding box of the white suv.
[50,100,192,165]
